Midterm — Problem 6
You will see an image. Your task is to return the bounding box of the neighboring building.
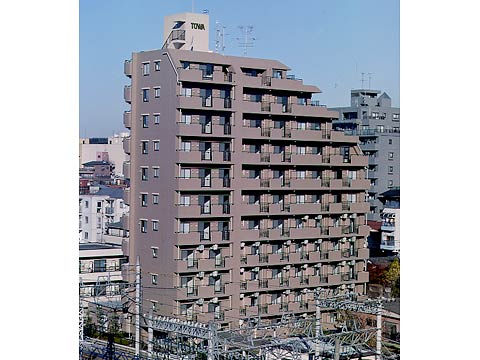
[379,188,400,254]
[122,12,371,329]
[81,160,115,184]
[79,186,129,243]
[331,90,400,221]
[79,133,130,177]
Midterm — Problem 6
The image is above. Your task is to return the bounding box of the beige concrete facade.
[123,43,370,329]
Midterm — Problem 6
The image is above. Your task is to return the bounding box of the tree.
[382,258,400,290]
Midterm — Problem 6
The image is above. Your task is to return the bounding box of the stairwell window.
[142,62,150,76]
[153,167,160,178]
[154,87,161,98]
[141,167,148,181]
[152,194,159,204]
[154,61,161,71]
[152,220,159,231]
[142,115,149,128]
[142,89,150,102]
[151,274,158,285]
[153,141,160,151]
[140,219,147,233]
[141,141,149,154]
[154,114,160,124]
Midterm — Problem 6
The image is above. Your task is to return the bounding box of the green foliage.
[382,258,400,287]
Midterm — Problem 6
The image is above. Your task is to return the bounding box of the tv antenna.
[237,25,256,56]
[367,72,374,89]
[215,22,227,55]
[361,72,366,89]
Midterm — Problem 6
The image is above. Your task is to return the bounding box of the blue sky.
[80,0,399,137]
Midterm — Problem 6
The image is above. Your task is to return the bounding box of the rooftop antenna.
[367,72,374,89]
[215,22,227,55]
[360,72,366,89]
[237,25,256,56]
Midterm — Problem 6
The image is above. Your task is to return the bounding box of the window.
[142,115,149,128]
[181,87,192,97]
[272,69,282,79]
[142,89,150,102]
[296,146,306,155]
[296,122,307,130]
[153,167,160,178]
[180,168,191,179]
[152,220,159,231]
[141,167,148,181]
[388,166,394,174]
[389,139,393,145]
[296,170,306,179]
[84,232,88,239]
[388,152,394,160]
[376,125,384,132]
[141,194,148,207]
[152,194,159,204]
[296,194,305,204]
[181,141,191,152]
[180,195,191,206]
[154,61,161,71]
[85,200,89,208]
[152,247,158,258]
[151,274,157,285]
[151,301,158,312]
[153,141,160,151]
[392,113,400,121]
[181,114,192,124]
[179,221,190,233]
[143,62,150,76]
[85,216,89,224]
[154,87,161,98]
[141,141,148,154]
[388,180,394,188]
[140,220,147,233]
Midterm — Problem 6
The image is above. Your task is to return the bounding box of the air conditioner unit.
[240,268,244,274]
[211,244,218,250]
[284,265,291,270]
[303,239,308,245]
[212,271,218,277]
[240,293,244,299]
[302,264,308,269]
[349,284,355,289]
[284,290,291,295]
[341,261,346,266]
[316,215,322,219]
[240,242,245,248]
[286,240,292,245]
[341,214,348,219]
[349,237,355,243]
[253,267,259,272]
[212,297,219,303]
[196,298,204,305]
[197,245,204,252]
[349,260,355,266]
[341,237,347,243]
[303,215,309,221]
[197,271,204,278]
[253,292,259,298]
[254,242,260,247]
[340,284,346,290]
[302,288,309,294]
[314,263,321,268]
[316,239,322,244]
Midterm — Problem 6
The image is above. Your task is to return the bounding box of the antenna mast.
[237,25,256,56]
[215,22,227,55]
[367,72,374,89]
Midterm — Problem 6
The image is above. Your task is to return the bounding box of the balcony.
[123,161,130,180]
[177,204,232,218]
[177,150,233,164]
[177,122,234,138]
[122,137,131,155]
[124,85,131,103]
[123,188,130,205]
[177,176,232,191]
[178,95,235,112]
[290,103,337,118]
[178,67,235,85]
[124,60,132,77]
[123,111,131,129]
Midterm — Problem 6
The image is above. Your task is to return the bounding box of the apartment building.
[122,12,370,329]
[79,186,129,243]
[79,133,130,177]
[379,188,400,254]
[331,90,400,221]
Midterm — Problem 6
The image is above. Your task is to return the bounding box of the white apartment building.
[79,186,129,243]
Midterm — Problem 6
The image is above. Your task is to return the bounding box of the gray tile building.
[122,12,371,329]
[331,90,400,221]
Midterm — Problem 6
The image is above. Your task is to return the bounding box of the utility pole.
[135,256,141,357]
[314,290,323,360]
[376,302,383,360]
[148,309,153,359]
